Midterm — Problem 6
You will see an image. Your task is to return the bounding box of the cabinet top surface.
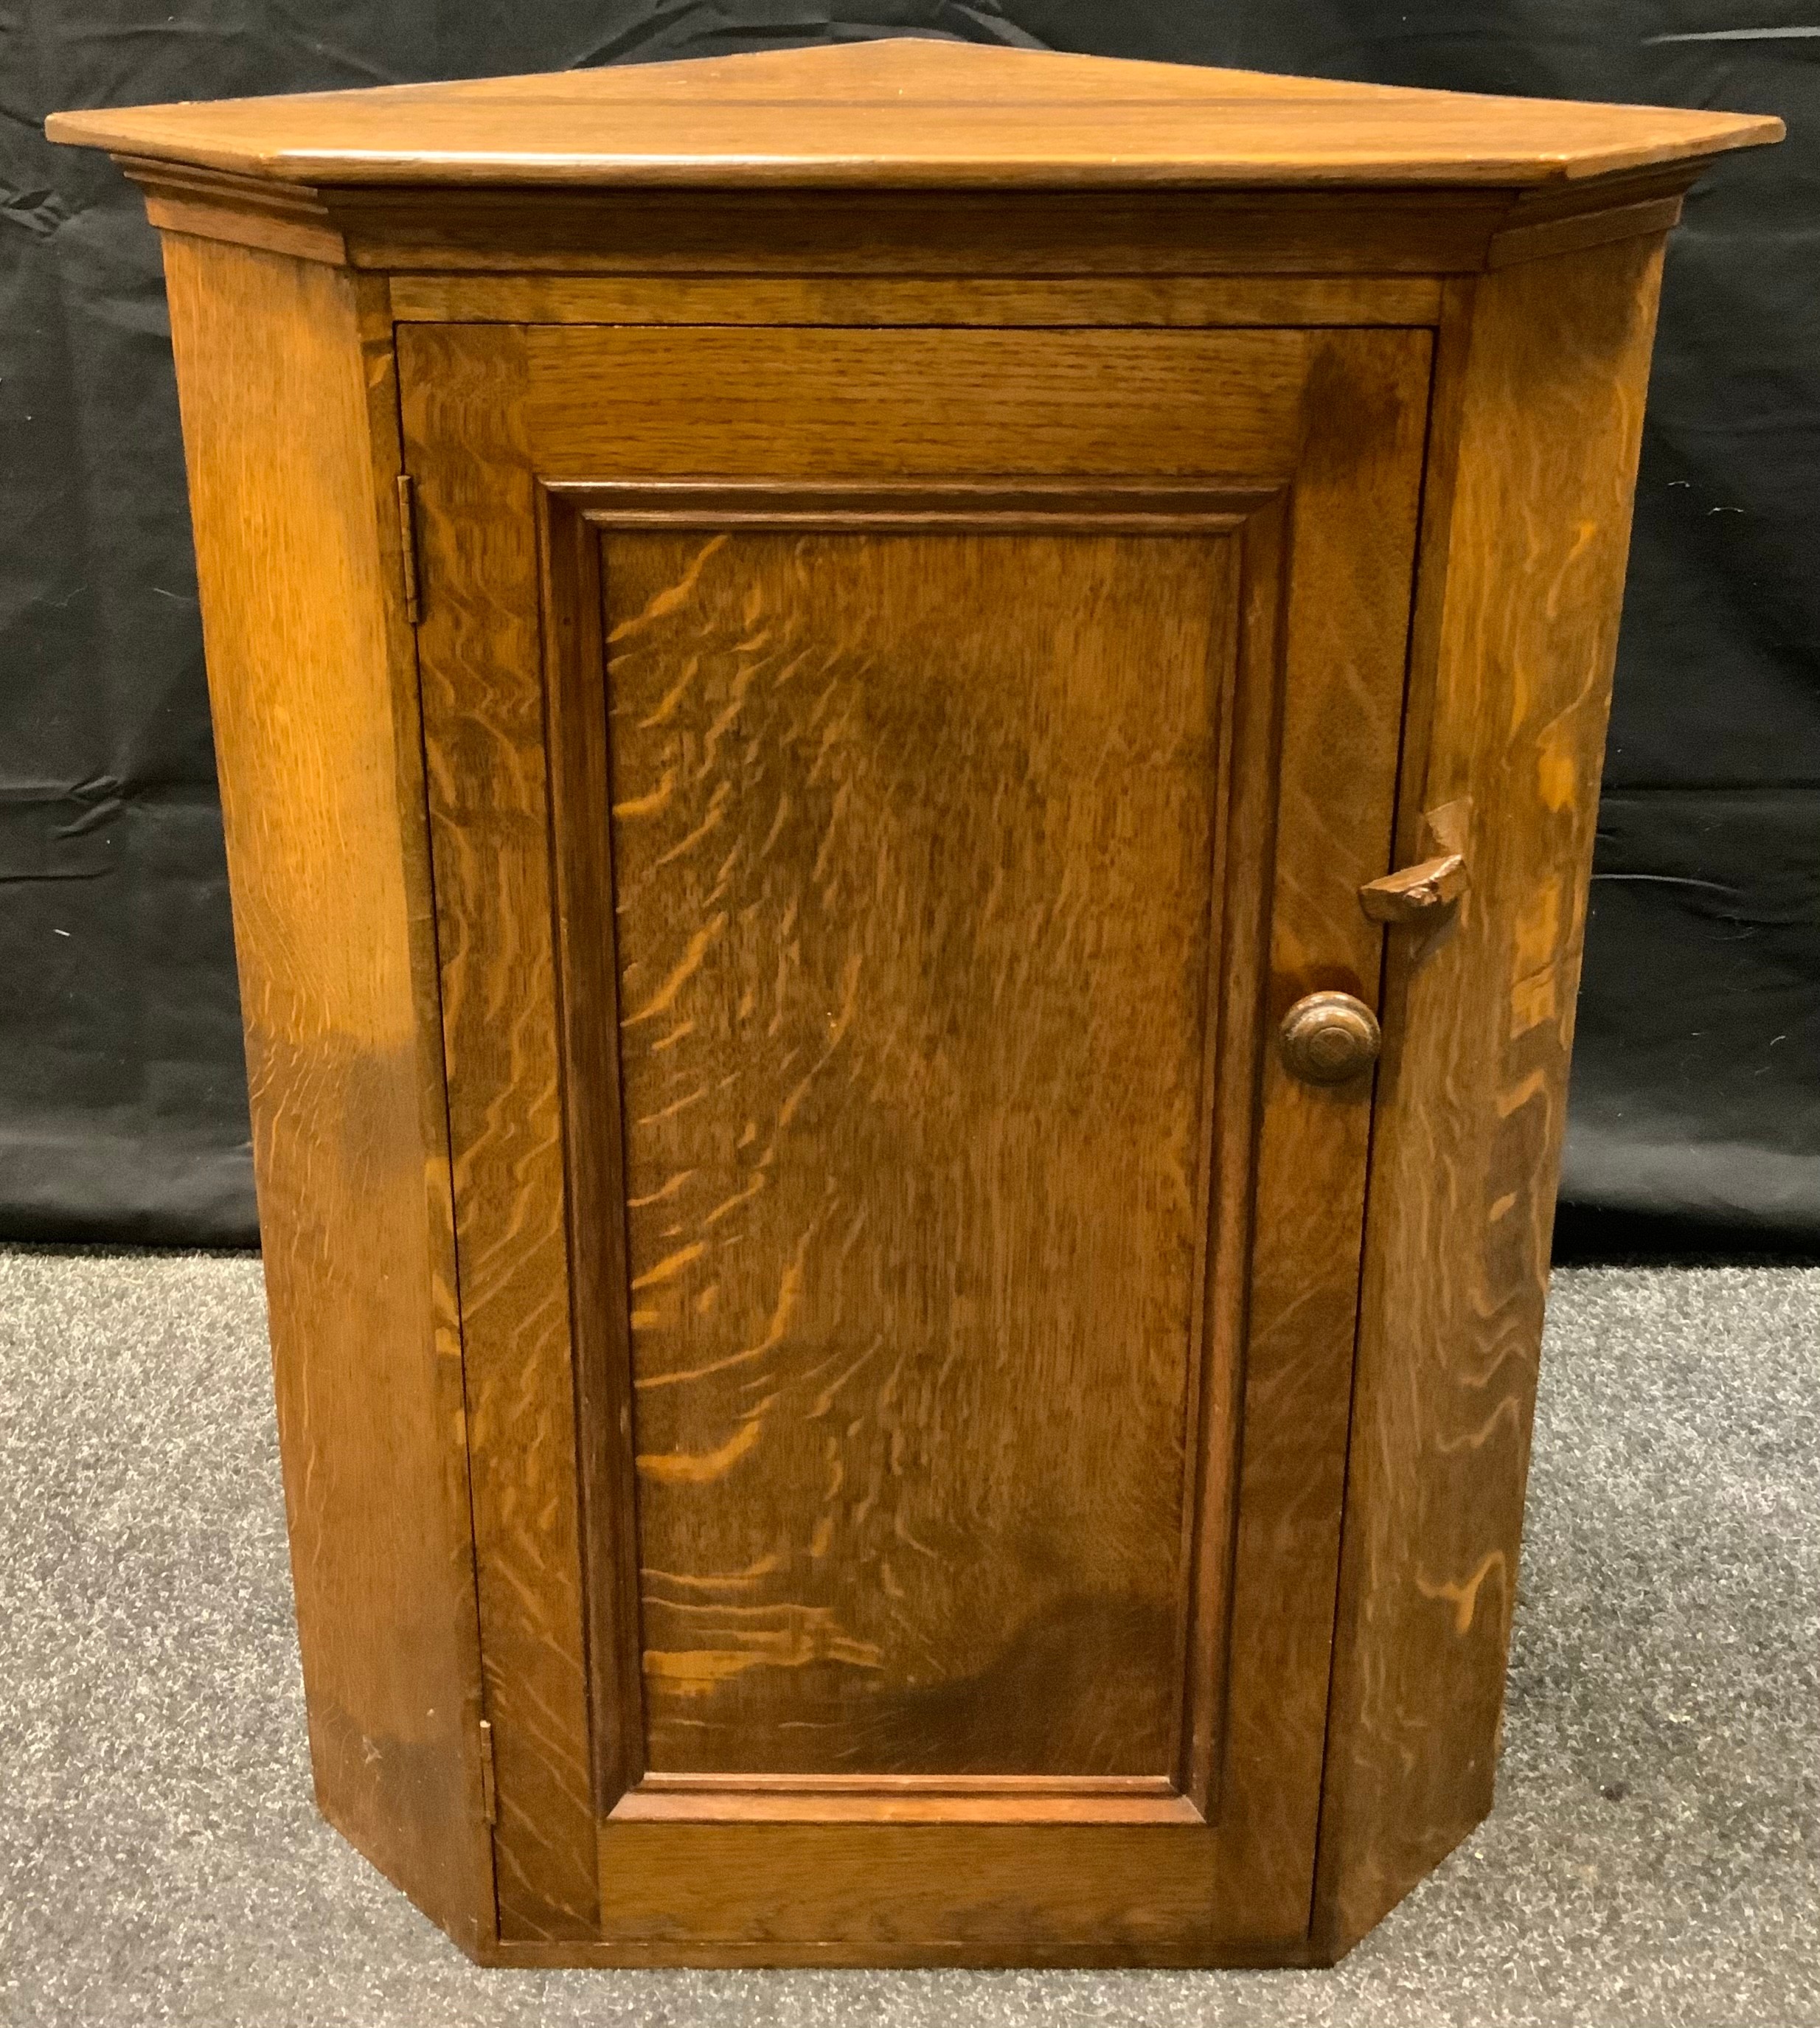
[46,37,1779,190]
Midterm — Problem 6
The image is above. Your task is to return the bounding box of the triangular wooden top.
[48,38,1779,190]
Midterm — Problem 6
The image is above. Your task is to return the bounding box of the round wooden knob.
[1279,991,1381,1086]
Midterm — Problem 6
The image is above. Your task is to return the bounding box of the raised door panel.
[602,509,1232,1783]
[400,322,1430,1959]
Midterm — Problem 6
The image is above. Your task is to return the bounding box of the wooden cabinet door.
[400,320,1431,1965]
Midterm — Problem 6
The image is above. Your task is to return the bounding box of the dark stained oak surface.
[1313,233,1675,1957]
[400,316,1429,1949]
[157,235,493,1953]
[399,328,604,1944]
[526,327,1310,481]
[386,274,1450,326]
[46,38,1779,189]
[604,523,1228,1777]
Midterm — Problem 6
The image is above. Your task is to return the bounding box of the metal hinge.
[478,1717,498,1824]
[396,473,423,625]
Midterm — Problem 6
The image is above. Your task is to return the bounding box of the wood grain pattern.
[119,170,1702,280]
[130,157,348,264]
[538,490,648,1822]
[389,274,1448,329]
[1207,330,1431,1922]
[47,38,1779,186]
[526,327,1313,483]
[612,1773,1202,1824]
[1485,191,1683,270]
[482,1931,1327,1970]
[590,1819,1229,1959]
[1312,234,1673,1957]
[396,319,1429,1954]
[596,515,1232,1779]
[308,187,1515,279]
[158,233,492,1949]
[398,327,600,1942]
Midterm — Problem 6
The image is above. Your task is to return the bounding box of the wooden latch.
[1359,798,1471,926]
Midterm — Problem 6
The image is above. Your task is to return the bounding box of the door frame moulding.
[533,473,1296,1830]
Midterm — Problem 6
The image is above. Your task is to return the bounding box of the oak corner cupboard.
[48,39,1779,1970]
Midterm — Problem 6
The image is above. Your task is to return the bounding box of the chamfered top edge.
[45,38,1783,191]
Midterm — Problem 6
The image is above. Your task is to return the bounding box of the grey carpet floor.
[1,1250,1814,2028]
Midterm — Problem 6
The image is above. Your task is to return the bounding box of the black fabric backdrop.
[3,2,1815,1255]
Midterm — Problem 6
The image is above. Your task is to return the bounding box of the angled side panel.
[1316,234,1670,1954]
[160,233,492,1947]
